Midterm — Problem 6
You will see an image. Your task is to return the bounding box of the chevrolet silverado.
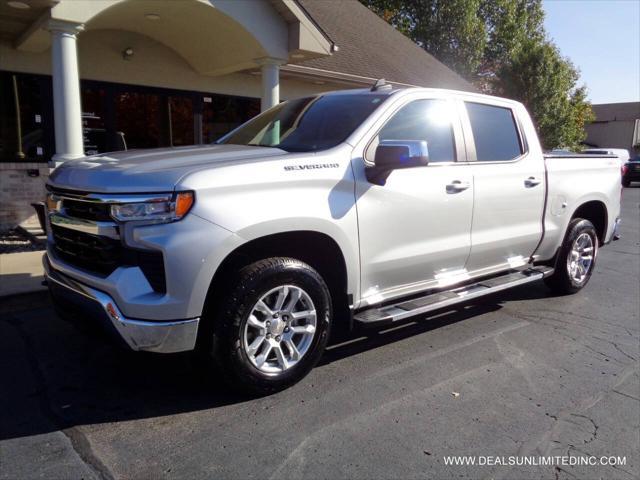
[44,85,623,393]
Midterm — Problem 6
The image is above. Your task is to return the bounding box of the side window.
[465,102,523,161]
[369,99,456,162]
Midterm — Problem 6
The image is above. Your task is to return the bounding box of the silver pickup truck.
[44,86,622,393]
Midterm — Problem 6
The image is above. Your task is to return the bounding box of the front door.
[354,97,474,306]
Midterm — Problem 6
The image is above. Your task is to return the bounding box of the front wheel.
[205,257,332,395]
[544,218,598,295]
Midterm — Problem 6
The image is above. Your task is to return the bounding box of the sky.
[543,0,640,105]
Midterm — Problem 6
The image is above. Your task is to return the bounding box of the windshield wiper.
[279,145,315,152]
[246,143,280,148]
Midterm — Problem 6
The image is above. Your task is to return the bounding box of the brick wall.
[0,163,50,232]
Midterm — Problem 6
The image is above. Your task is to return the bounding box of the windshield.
[218,94,388,152]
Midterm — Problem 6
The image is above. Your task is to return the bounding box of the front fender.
[180,147,361,306]
[233,217,360,300]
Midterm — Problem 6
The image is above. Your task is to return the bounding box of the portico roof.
[7,0,333,75]
[2,0,474,91]
[296,0,475,91]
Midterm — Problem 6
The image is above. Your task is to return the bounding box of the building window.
[1,72,260,160]
[80,81,260,154]
[114,91,164,150]
[169,96,194,147]
[203,95,260,143]
[82,87,108,155]
[0,72,54,163]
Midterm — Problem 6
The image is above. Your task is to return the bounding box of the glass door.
[168,96,194,147]
[114,91,164,150]
[79,80,260,154]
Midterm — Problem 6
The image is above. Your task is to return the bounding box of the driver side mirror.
[367,140,429,185]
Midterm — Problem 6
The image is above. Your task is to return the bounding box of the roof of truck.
[317,86,524,108]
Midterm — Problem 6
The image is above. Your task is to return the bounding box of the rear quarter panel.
[536,155,622,261]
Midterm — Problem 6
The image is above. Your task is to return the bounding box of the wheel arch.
[571,200,608,245]
[203,230,352,323]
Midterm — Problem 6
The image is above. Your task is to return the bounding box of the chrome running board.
[353,266,554,328]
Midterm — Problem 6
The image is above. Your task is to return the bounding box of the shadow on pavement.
[0,281,554,442]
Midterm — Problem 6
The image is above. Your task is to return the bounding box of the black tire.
[544,218,598,295]
[202,257,332,395]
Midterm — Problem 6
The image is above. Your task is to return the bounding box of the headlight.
[110,191,194,223]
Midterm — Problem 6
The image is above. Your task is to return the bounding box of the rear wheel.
[203,257,332,395]
[544,218,598,294]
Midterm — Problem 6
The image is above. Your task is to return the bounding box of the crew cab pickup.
[44,86,622,393]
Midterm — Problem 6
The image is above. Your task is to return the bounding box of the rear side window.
[465,102,523,161]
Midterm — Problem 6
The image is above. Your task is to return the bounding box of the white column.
[258,58,285,112]
[48,20,85,164]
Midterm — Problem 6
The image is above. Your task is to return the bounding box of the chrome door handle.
[524,176,541,187]
[446,180,470,193]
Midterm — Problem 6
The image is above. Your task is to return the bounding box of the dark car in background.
[622,155,640,187]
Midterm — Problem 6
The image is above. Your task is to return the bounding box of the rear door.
[461,100,545,273]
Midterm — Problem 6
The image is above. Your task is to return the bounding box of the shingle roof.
[297,0,476,92]
[592,102,640,122]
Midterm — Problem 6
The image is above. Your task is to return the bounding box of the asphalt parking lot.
[1,188,638,480]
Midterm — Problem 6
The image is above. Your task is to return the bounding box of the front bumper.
[44,255,199,353]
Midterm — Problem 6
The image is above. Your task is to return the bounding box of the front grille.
[63,199,112,222]
[51,225,166,292]
[47,186,112,222]
[52,225,122,275]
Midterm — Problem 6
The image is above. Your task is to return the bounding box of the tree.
[497,40,594,150]
[363,0,486,79]
[360,0,594,150]
[476,0,545,90]
[480,0,545,67]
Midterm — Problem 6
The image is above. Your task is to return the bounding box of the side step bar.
[353,266,554,328]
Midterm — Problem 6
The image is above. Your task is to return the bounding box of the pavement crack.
[612,389,640,402]
[554,465,579,479]
[609,462,638,478]
[5,317,114,480]
[515,361,637,462]
[583,345,626,366]
[62,427,115,480]
[611,342,638,362]
[569,413,598,444]
[591,337,638,362]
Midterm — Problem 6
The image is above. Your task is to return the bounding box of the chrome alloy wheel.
[566,232,595,285]
[242,285,317,374]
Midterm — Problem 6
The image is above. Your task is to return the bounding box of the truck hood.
[48,144,287,193]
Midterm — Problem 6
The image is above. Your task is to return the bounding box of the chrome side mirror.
[367,140,429,185]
